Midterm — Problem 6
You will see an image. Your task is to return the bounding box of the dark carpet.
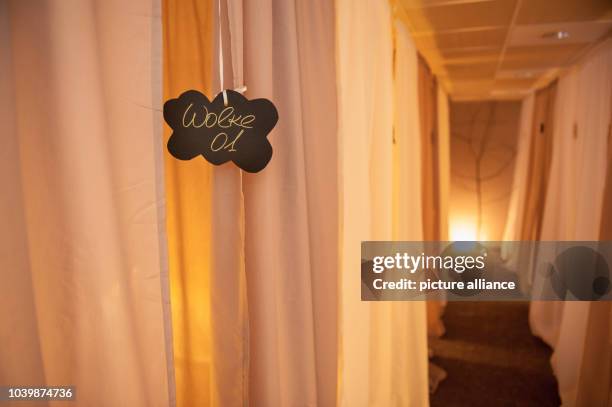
[430,301,561,407]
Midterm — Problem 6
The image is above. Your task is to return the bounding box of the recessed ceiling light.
[542,30,570,40]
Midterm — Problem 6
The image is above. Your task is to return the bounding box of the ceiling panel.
[509,21,612,46]
[444,62,498,79]
[413,27,507,49]
[401,0,497,7]
[501,44,587,70]
[416,46,445,67]
[439,47,500,62]
[449,79,495,94]
[396,0,612,99]
[516,0,612,25]
[402,0,516,33]
[496,68,548,80]
[494,77,540,89]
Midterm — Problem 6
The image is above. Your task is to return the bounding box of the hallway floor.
[430,302,561,407]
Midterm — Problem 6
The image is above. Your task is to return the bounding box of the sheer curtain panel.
[1,1,174,405]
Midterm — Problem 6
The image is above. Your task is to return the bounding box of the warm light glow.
[450,220,477,241]
[450,219,488,241]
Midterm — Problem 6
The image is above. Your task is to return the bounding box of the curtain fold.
[528,38,612,406]
[164,0,251,405]
[431,83,451,334]
[4,0,438,405]
[336,3,429,405]
[418,55,441,242]
[574,92,612,406]
[392,20,430,406]
[517,83,558,353]
[520,81,557,242]
[162,0,218,405]
[502,94,534,244]
[502,39,612,407]
[501,92,534,275]
[417,54,448,337]
[528,74,574,349]
[437,84,451,243]
[210,1,250,405]
[546,40,611,407]
[165,1,427,405]
[240,0,340,405]
[2,0,173,405]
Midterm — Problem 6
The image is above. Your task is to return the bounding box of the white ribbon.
[218,0,246,106]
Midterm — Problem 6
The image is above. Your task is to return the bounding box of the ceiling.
[397,0,612,100]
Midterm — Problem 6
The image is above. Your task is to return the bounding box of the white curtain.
[426,82,451,336]
[502,93,534,244]
[209,0,341,405]
[242,0,340,405]
[336,2,429,405]
[529,38,612,406]
[527,71,577,348]
[437,83,451,243]
[0,1,174,406]
[500,93,536,294]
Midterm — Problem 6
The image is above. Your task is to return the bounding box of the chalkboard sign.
[164,89,278,173]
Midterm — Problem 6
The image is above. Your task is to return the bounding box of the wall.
[450,100,522,241]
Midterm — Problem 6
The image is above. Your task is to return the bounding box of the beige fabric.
[417,55,449,337]
[520,81,557,242]
[337,3,429,405]
[548,40,612,407]
[530,39,612,406]
[393,22,430,407]
[528,72,576,349]
[500,93,536,294]
[426,83,451,337]
[502,93,534,244]
[574,92,612,406]
[393,20,425,244]
[504,40,612,407]
[518,84,559,360]
[418,55,441,242]
[162,0,220,405]
[210,1,250,406]
[501,93,534,274]
[164,0,340,404]
[239,0,340,405]
[437,84,451,243]
[418,54,438,337]
[166,0,427,405]
[0,1,173,406]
